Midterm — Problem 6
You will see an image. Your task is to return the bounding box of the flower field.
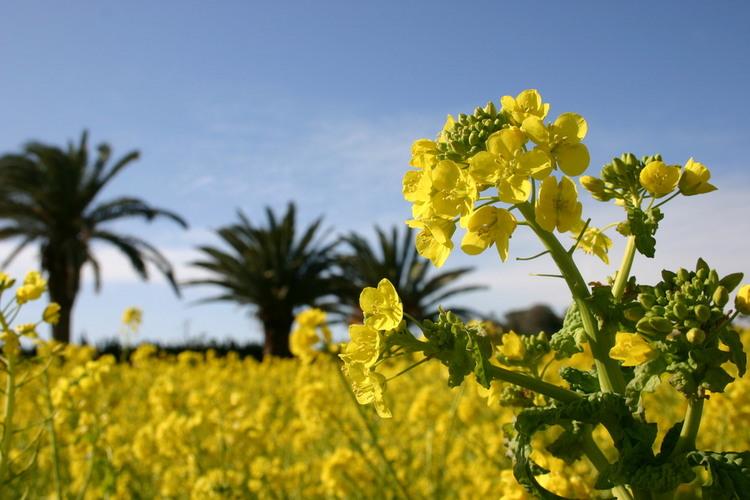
[3,333,748,499]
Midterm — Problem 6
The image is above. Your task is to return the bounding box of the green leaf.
[687,451,750,499]
[550,303,587,359]
[547,421,585,464]
[627,206,664,258]
[467,328,494,389]
[719,272,745,293]
[626,357,667,411]
[720,329,747,377]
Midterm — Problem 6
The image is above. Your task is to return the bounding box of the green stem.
[671,398,704,456]
[43,370,63,500]
[485,365,580,403]
[517,202,626,394]
[612,236,637,300]
[581,431,635,500]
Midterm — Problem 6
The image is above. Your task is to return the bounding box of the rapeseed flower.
[15,270,47,304]
[501,89,550,125]
[43,303,61,325]
[360,279,403,331]
[535,176,583,233]
[679,157,717,196]
[736,285,750,315]
[522,113,590,176]
[639,160,680,197]
[460,206,517,261]
[609,332,656,366]
[407,217,455,268]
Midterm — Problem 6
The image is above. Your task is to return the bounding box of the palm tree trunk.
[261,315,293,358]
[44,248,81,344]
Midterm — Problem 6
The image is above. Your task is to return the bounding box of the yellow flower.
[342,362,391,418]
[340,324,382,367]
[407,217,455,268]
[535,176,583,233]
[43,303,62,325]
[460,206,517,261]
[639,161,680,198]
[679,158,717,196]
[609,332,656,367]
[570,223,612,264]
[295,308,327,328]
[122,307,143,331]
[403,160,477,220]
[437,114,456,143]
[15,270,47,304]
[468,127,551,203]
[359,279,403,331]
[1,329,20,357]
[501,89,550,125]
[499,331,526,361]
[522,113,590,176]
[15,322,38,338]
[736,285,750,315]
[410,139,438,169]
[290,308,332,361]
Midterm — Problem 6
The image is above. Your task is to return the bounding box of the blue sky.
[1,1,749,344]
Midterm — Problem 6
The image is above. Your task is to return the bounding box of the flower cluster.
[289,308,332,362]
[403,89,594,267]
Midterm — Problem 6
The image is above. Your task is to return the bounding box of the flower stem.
[671,398,704,456]
[485,365,580,403]
[516,202,626,394]
[612,236,637,300]
[43,370,63,500]
[0,313,16,483]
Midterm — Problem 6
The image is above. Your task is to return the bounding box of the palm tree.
[188,203,339,357]
[336,225,485,322]
[0,131,188,343]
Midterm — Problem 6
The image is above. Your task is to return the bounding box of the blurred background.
[1,0,748,347]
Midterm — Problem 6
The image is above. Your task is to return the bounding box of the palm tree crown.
[188,203,339,357]
[0,131,188,342]
[336,225,485,322]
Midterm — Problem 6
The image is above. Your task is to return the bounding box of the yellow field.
[2,335,748,499]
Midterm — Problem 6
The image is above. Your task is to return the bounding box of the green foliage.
[559,367,600,394]
[625,205,664,258]
[687,451,750,499]
[550,304,586,359]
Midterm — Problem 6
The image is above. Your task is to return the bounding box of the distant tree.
[336,225,485,322]
[503,304,563,335]
[188,203,339,357]
[0,132,188,343]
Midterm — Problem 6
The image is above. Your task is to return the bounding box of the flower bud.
[736,285,750,315]
[713,286,729,307]
[686,328,706,345]
[622,153,638,166]
[624,304,646,322]
[580,175,605,193]
[673,302,689,320]
[638,293,656,309]
[677,268,691,283]
[650,317,673,334]
[694,305,710,323]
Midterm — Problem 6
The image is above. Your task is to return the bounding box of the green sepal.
[719,272,744,293]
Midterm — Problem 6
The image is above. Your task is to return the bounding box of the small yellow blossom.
[340,324,382,367]
[679,157,717,196]
[501,89,550,125]
[609,332,657,367]
[523,113,590,176]
[342,362,391,418]
[122,307,143,332]
[0,272,14,290]
[290,308,331,361]
[15,322,38,338]
[570,222,612,264]
[736,285,750,315]
[410,139,439,169]
[639,160,680,198]
[499,331,526,361]
[460,206,517,261]
[15,270,47,304]
[407,217,455,268]
[360,279,403,331]
[43,303,62,325]
[535,176,583,233]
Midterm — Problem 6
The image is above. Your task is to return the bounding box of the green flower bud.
[639,293,656,308]
[661,270,677,284]
[695,257,709,274]
[580,175,605,194]
[636,317,658,335]
[686,328,706,345]
[696,267,708,281]
[650,317,673,334]
[712,286,729,307]
[677,268,691,283]
[612,157,628,176]
[694,304,710,322]
[622,153,638,166]
[683,319,701,329]
[707,269,719,286]
[673,302,689,320]
[652,305,666,317]
[624,304,646,322]
[616,221,631,236]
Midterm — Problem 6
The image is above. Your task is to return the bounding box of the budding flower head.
[0,272,15,290]
[679,158,717,196]
[736,285,750,315]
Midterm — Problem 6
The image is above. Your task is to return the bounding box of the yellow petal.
[554,113,587,142]
[519,148,553,180]
[521,116,549,145]
[555,143,590,176]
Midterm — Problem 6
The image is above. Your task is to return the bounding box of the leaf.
[547,421,585,463]
[550,303,587,359]
[467,328,494,389]
[687,451,750,499]
[625,357,666,411]
[627,206,664,258]
[719,272,745,293]
[720,329,747,377]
